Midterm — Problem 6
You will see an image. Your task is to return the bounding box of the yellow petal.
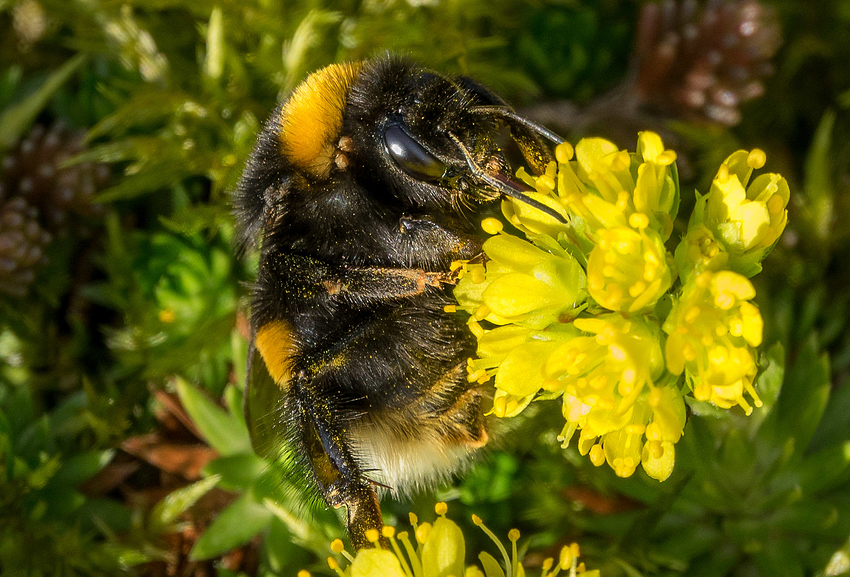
[351,549,407,577]
[641,440,675,481]
[495,341,558,397]
[421,517,466,577]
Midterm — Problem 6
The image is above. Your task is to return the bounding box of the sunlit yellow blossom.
[586,226,674,312]
[539,314,685,480]
[554,133,679,249]
[451,131,785,481]
[544,314,664,407]
[703,149,789,277]
[663,270,764,414]
[350,549,407,577]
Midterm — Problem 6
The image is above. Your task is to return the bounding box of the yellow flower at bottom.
[325,505,599,577]
[542,314,686,480]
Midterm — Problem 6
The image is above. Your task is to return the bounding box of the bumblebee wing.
[244,344,292,463]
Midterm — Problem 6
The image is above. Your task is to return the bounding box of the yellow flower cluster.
[312,503,598,577]
[455,132,788,481]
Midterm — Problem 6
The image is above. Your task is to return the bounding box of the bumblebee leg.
[295,382,389,549]
[332,266,458,301]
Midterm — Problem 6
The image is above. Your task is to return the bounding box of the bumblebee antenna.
[448,134,568,225]
[470,106,565,145]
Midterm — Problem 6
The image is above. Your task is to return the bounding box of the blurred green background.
[1,0,849,576]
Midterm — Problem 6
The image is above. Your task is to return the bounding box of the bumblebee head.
[341,58,565,217]
[236,57,564,249]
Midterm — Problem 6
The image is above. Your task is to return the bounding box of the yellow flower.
[451,131,786,482]
[703,149,789,277]
[324,504,598,577]
[633,131,679,239]
[663,270,764,414]
[555,133,679,249]
[586,226,674,313]
[541,313,685,480]
[350,550,407,577]
[454,234,586,330]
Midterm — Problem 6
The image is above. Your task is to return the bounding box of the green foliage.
[1,0,850,575]
[172,379,341,573]
[0,368,139,576]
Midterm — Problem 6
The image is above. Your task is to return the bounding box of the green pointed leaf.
[149,474,220,534]
[759,336,830,459]
[223,384,248,433]
[202,453,267,490]
[190,491,272,560]
[718,429,756,485]
[747,343,785,435]
[0,54,85,150]
[753,539,805,577]
[809,378,850,451]
[264,518,311,573]
[175,378,250,455]
[770,500,839,533]
[798,441,850,494]
[52,450,115,487]
[803,110,836,243]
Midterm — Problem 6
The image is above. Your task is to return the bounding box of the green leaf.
[52,450,114,487]
[753,538,805,577]
[747,343,785,435]
[203,6,225,82]
[223,384,248,433]
[770,500,839,533]
[718,429,757,487]
[760,336,831,459]
[798,441,850,494]
[810,378,850,451]
[148,474,221,534]
[175,378,251,455]
[190,491,272,560]
[202,453,267,490]
[264,517,311,573]
[803,109,836,244]
[0,54,85,150]
[77,497,133,533]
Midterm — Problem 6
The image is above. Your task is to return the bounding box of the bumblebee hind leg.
[296,391,386,549]
[244,345,386,549]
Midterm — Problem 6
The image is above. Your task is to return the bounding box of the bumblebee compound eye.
[383,124,448,181]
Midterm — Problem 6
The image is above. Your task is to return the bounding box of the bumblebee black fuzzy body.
[235,57,557,548]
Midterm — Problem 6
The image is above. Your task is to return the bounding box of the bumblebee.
[235,57,563,548]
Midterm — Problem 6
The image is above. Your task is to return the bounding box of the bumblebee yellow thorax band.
[277,62,364,179]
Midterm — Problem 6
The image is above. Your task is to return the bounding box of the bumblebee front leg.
[293,378,388,549]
